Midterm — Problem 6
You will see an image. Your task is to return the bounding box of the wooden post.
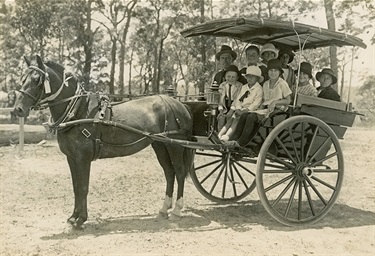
[18,117,24,154]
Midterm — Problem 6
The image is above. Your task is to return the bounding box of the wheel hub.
[296,164,314,180]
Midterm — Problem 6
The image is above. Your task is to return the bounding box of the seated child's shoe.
[220,134,230,141]
[224,140,241,148]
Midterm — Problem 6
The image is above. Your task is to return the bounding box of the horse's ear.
[36,55,45,71]
[24,56,31,67]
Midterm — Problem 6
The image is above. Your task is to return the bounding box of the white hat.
[260,43,279,58]
[243,66,264,83]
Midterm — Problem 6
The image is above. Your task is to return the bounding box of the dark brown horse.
[13,55,194,229]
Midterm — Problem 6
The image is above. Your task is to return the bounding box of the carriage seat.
[295,93,356,128]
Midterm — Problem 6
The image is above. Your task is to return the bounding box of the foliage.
[0,0,372,97]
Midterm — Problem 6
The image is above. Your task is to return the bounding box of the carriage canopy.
[180,18,367,50]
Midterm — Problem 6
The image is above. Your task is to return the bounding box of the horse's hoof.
[67,217,77,226]
[168,213,181,221]
[157,211,169,219]
[72,223,85,230]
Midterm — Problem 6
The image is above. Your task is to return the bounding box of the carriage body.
[179,18,366,226]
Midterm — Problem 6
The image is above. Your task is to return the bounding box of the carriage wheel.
[256,115,344,226]
[191,149,257,203]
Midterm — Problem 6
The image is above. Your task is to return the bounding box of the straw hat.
[260,43,279,58]
[243,66,264,83]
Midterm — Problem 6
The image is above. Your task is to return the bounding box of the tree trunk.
[118,1,137,95]
[109,37,117,94]
[83,0,94,91]
[199,0,206,96]
[128,49,133,99]
[324,0,338,91]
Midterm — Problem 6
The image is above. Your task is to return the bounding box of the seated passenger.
[218,66,263,141]
[217,65,243,131]
[258,43,279,82]
[292,62,318,97]
[226,59,292,147]
[278,48,296,89]
[316,68,341,101]
[213,45,247,85]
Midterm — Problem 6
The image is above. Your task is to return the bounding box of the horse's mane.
[45,60,65,74]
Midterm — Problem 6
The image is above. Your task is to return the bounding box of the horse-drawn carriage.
[13,18,367,228]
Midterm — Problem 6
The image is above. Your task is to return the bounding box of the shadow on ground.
[41,201,375,240]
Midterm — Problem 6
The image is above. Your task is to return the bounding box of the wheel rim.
[256,115,344,226]
[191,149,257,203]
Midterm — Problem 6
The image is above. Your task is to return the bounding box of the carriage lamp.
[206,81,220,106]
[165,85,176,97]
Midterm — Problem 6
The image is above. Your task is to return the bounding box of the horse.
[13,55,194,229]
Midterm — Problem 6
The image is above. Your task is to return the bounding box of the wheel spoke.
[313,168,340,173]
[195,159,222,171]
[221,161,228,198]
[209,164,225,194]
[229,162,237,197]
[234,161,256,176]
[300,122,305,162]
[311,152,338,167]
[298,180,302,220]
[271,176,296,206]
[263,169,294,173]
[266,152,295,169]
[275,136,298,165]
[303,180,316,216]
[306,137,331,164]
[288,126,301,162]
[265,174,294,193]
[200,161,223,184]
[306,177,327,205]
[232,163,249,189]
[311,176,336,190]
[305,125,319,161]
[284,178,299,217]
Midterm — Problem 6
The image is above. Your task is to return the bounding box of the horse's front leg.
[66,156,92,229]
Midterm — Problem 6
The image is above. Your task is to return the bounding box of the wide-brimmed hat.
[224,65,241,78]
[266,59,284,74]
[260,43,278,58]
[278,48,295,63]
[215,45,237,61]
[295,62,313,78]
[316,68,337,85]
[243,66,264,83]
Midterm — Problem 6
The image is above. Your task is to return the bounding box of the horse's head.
[13,55,62,117]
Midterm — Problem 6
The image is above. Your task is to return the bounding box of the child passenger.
[217,65,243,131]
[218,66,263,141]
[226,59,292,147]
[293,62,318,97]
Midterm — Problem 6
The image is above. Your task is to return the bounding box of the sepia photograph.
[1,0,374,255]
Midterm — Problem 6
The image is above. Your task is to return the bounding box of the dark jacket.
[317,86,341,102]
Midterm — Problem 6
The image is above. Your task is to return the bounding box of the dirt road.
[1,126,374,255]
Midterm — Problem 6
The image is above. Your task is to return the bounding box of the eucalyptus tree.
[0,0,25,91]
[10,0,57,59]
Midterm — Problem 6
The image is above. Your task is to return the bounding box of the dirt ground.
[0,126,374,256]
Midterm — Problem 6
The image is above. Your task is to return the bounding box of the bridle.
[19,65,48,107]
[20,64,86,130]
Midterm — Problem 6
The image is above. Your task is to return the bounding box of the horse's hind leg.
[167,145,188,220]
[152,142,175,218]
[66,156,91,229]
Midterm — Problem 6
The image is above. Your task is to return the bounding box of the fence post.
[18,117,24,154]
